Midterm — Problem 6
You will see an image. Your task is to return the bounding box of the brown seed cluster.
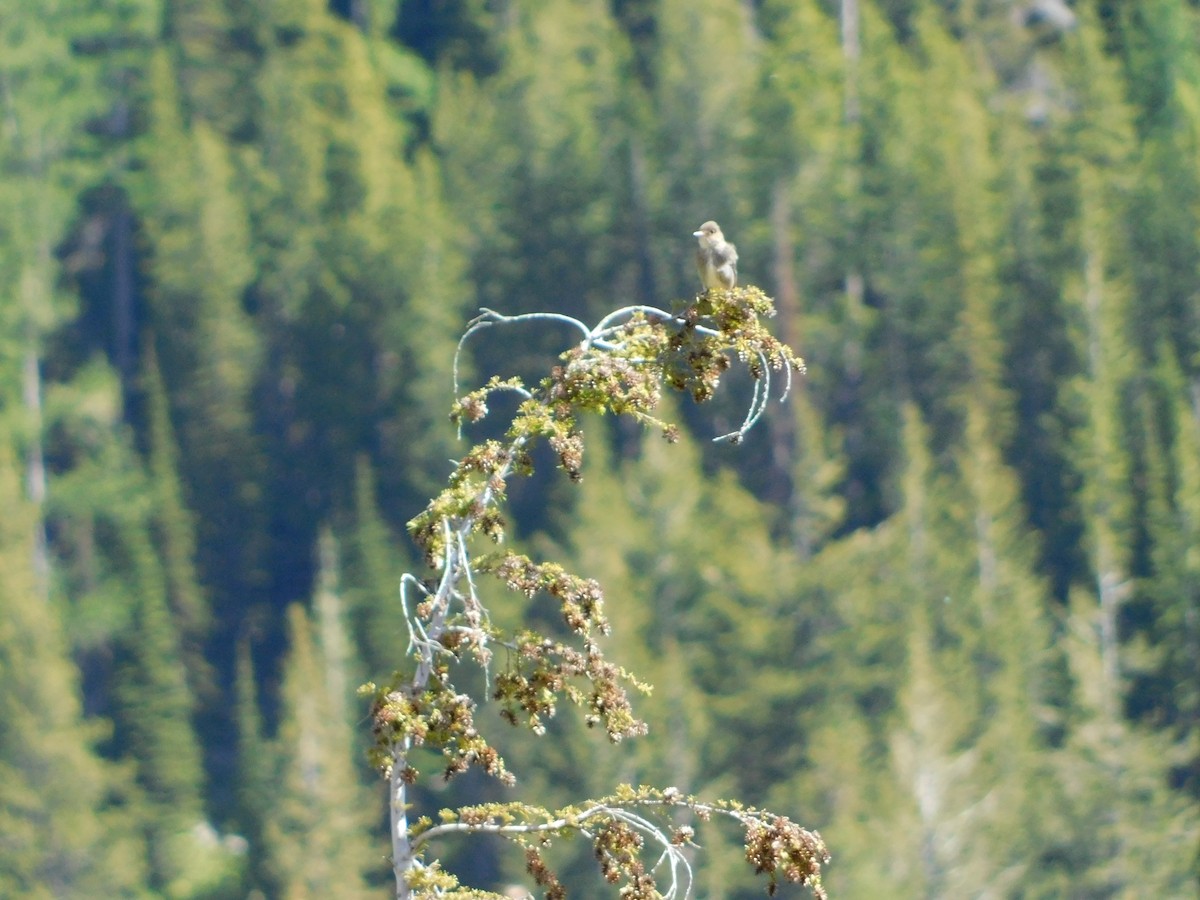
[525,847,566,900]
[493,633,648,743]
[368,676,514,786]
[744,815,830,899]
[480,552,609,635]
[594,820,656,896]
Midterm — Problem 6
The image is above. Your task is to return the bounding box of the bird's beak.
[693,231,704,237]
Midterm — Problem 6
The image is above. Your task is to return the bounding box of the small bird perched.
[694,220,738,291]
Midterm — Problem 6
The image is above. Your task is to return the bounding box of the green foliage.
[109,521,208,886]
[0,440,147,896]
[142,341,213,702]
[264,599,378,899]
[3,0,1200,895]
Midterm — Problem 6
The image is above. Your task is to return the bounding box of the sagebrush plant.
[360,286,829,899]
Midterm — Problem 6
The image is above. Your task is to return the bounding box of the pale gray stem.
[392,742,412,899]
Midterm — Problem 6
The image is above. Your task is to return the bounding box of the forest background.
[2,0,1198,896]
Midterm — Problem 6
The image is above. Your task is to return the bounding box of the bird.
[693,220,738,291]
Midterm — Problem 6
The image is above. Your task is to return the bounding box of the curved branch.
[414,801,696,898]
[587,303,722,344]
[455,308,591,397]
[415,809,595,847]
[714,350,771,443]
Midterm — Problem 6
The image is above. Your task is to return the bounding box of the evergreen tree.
[750,0,851,538]
[653,0,758,231]
[827,0,940,525]
[263,594,379,898]
[246,0,463,578]
[945,400,1059,895]
[142,339,212,704]
[1059,39,1139,718]
[889,601,975,898]
[110,521,242,898]
[1116,0,1200,364]
[433,0,637,334]
[794,397,1060,895]
[132,46,267,630]
[41,361,239,897]
[1046,582,1200,896]
[233,635,273,896]
[795,410,930,898]
[921,12,1063,885]
[0,440,146,896]
[0,0,110,593]
[1133,348,1200,796]
[341,457,409,675]
[162,0,262,139]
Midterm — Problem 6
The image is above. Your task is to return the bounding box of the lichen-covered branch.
[408,786,829,900]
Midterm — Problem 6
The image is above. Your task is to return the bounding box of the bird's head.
[694,220,723,244]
